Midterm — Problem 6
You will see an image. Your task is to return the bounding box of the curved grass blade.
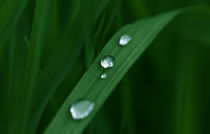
[29,40,83,134]
[27,1,89,132]
[44,10,180,134]
[30,1,112,130]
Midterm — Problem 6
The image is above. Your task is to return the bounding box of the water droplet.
[101,55,115,69]
[70,99,95,120]
[119,34,132,46]
[101,73,107,79]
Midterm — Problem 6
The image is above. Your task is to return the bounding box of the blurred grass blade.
[27,1,88,132]
[44,10,180,134]
[28,0,111,132]
[21,0,58,133]
[95,0,122,54]
[0,0,28,51]
[83,0,110,67]
[170,6,210,46]
[94,0,110,21]
[120,75,136,134]
[83,0,95,67]
[174,41,202,134]
[29,39,83,133]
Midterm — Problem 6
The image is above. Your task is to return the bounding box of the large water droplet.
[101,73,107,79]
[101,55,115,69]
[70,99,95,120]
[119,34,132,46]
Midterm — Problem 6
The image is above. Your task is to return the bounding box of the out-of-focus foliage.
[0,0,209,134]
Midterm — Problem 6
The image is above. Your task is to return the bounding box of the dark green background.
[0,0,210,134]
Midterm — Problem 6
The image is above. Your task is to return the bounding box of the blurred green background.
[0,0,210,134]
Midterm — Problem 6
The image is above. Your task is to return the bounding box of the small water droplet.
[101,55,115,69]
[119,34,132,46]
[101,73,107,79]
[70,99,95,120]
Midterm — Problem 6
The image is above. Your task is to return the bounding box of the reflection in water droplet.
[70,99,95,120]
[101,55,115,69]
[101,73,107,79]
[119,34,132,46]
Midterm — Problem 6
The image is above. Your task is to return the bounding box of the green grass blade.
[83,0,110,67]
[21,0,58,133]
[95,0,122,54]
[1,4,32,134]
[0,0,28,51]
[27,4,86,132]
[27,0,111,131]
[5,26,29,134]
[29,41,83,133]
[83,0,95,67]
[58,0,80,35]
[94,0,109,21]
[44,10,179,134]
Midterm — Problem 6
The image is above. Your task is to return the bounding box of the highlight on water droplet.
[101,73,107,79]
[119,34,132,46]
[70,99,95,120]
[101,55,115,69]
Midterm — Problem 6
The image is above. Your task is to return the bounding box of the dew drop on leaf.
[101,55,115,69]
[101,73,107,79]
[119,34,132,46]
[70,99,95,120]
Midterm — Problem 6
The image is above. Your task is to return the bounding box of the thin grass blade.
[44,10,179,134]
